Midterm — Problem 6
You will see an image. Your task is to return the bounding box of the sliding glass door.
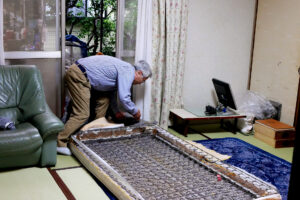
[2,0,65,116]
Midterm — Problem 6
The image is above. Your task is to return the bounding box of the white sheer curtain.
[0,0,4,65]
[116,0,138,63]
[133,0,152,121]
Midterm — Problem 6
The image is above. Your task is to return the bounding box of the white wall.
[183,0,256,113]
[250,0,300,125]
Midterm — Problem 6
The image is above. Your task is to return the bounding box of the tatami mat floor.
[0,125,294,200]
[56,168,110,200]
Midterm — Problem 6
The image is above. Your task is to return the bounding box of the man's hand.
[115,112,125,120]
[133,110,141,121]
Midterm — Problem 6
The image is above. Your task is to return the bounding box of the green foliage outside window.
[66,0,117,56]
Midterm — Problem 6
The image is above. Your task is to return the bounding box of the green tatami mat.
[168,128,207,141]
[52,155,81,170]
[0,167,65,200]
[57,167,110,200]
[168,124,228,141]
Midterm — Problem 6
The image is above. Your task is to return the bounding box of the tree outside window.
[66,0,117,56]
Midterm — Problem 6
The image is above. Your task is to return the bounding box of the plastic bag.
[236,91,277,134]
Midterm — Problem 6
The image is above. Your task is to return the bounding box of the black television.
[212,78,237,110]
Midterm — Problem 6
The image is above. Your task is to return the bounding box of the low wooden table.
[169,108,246,137]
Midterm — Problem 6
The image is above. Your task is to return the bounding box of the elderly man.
[57,55,152,155]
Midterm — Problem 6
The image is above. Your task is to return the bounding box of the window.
[65,0,138,61]
[3,0,60,51]
[66,0,117,56]
[2,0,63,116]
[116,0,138,64]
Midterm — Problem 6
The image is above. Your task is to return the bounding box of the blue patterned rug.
[195,137,291,200]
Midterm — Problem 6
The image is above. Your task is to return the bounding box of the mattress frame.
[70,124,281,200]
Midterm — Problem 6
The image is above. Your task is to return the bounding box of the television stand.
[169,109,246,137]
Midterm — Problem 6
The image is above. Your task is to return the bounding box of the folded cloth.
[81,117,124,131]
[186,140,231,161]
[0,117,16,130]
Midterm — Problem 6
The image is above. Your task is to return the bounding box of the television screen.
[212,78,237,110]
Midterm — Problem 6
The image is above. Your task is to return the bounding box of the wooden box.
[254,119,295,148]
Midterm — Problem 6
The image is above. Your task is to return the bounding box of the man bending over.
[57,55,152,155]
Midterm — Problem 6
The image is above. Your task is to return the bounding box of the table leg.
[183,120,189,137]
[220,119,237,134]
[233,118,238,134]
[220,119,224,129]
[169,113,189,137]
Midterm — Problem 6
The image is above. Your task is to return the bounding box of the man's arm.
[117,67,138,116]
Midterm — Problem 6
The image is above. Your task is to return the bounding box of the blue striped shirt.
[77,55,137,115]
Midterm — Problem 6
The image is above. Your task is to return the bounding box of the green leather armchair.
[0,65,64,169]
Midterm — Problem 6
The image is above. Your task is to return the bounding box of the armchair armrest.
[31,104,64,139]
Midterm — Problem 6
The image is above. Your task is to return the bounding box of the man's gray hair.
[134,60,152,78]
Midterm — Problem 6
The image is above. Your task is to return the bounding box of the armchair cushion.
[0,123,42,157]
[0,108,23,125]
